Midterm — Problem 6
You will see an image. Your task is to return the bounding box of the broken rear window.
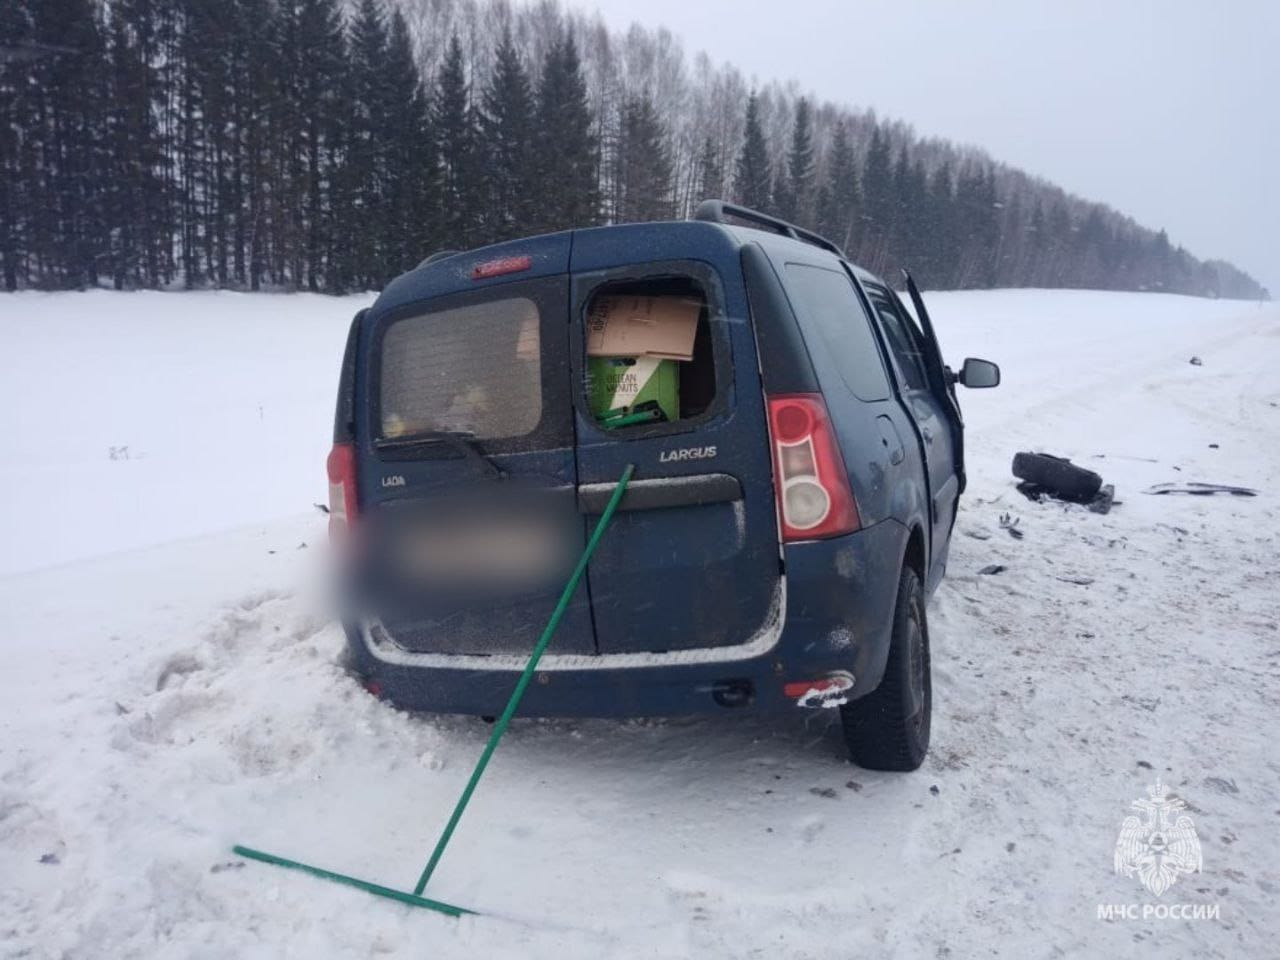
[583,275,718,430]
[379,296,542,441]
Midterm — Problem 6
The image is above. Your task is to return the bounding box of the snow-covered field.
[2,288,1278,958]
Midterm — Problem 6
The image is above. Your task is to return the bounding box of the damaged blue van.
[330,201,999,770]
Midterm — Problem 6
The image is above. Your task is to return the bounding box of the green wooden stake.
[233,464,634,917]
[412,462,634,895]
[232,845,475,916]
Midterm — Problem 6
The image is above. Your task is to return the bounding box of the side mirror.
[959,357,1000,388]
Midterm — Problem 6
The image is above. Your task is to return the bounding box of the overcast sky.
[567,0,1278,294]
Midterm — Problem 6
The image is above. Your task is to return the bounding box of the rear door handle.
[921,426,934,444]
[578,474,742,513]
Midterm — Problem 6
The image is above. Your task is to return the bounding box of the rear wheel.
[840,565,931,771]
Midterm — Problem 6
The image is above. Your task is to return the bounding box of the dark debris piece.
[998,513,1024,539]
[1087,484,1116,514]
[978,564,1006,576]
[1019,479,1115,514]
[1015,481,1050,503]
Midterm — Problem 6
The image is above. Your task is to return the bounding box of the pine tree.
[435,33,479,251]
[733,91,770,211]
[532,30,599,233]
[104,0,172,289]
[1025,200,1046,287]
[1,0,36,290]
[859,125,893,271]
[818,121,859,252]
[890,149,928,276]
[696,135,722,201]
[927,161,956,287]
[292,0,348,291]
[890,144,911,267]
[479,28,535,242]
[28,0,111,287]
[344,0,389,289]
[382,9,431,276]
[616,92,673,223]
[952,165,1000,288]
[781,97,814,227]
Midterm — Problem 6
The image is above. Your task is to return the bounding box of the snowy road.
[2,290,1277,958]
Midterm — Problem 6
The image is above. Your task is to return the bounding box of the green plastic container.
[587,355,679,425]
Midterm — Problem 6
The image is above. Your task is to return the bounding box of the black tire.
[1011,451,1102,502]
[840,565,931,771]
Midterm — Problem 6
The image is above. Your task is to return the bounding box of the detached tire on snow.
[841,565,931,771]
[1011,452,1102,502]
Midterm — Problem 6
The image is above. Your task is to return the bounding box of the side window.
[866,286,929,393]
[783,262,891,402]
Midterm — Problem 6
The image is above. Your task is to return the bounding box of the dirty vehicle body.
[332,202,999,768]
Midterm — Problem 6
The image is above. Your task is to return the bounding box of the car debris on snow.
[1011,451,1116,513]
[1144,481,1258,496]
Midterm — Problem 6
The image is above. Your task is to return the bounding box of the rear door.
[356,237,597,656]
[568,236,781,655]
[861,281,959,589]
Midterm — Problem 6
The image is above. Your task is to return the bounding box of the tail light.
[766,394,860,541]
[326,442,358,541]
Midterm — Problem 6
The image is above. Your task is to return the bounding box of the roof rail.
[692,199,844,258]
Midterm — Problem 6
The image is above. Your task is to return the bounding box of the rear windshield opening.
[379,296,542,442]
[584,276,716,430]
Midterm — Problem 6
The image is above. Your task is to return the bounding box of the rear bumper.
[346,519,906,718]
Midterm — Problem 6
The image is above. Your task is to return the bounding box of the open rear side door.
[901,271,966,493]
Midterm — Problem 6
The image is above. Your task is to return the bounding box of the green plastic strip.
[231,845,475,916]
[412,463,635,895]
[600,408,662,429]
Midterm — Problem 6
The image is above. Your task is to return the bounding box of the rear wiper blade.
[375,430,504,479]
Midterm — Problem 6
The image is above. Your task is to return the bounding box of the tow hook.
[711,678,754,708]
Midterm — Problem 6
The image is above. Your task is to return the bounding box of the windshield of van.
[379,296,542,442]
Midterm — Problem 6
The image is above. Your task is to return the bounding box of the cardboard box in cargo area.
[587,355,679,425]
[586,295,701,361]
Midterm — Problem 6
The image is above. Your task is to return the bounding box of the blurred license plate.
[400,514,567,588]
